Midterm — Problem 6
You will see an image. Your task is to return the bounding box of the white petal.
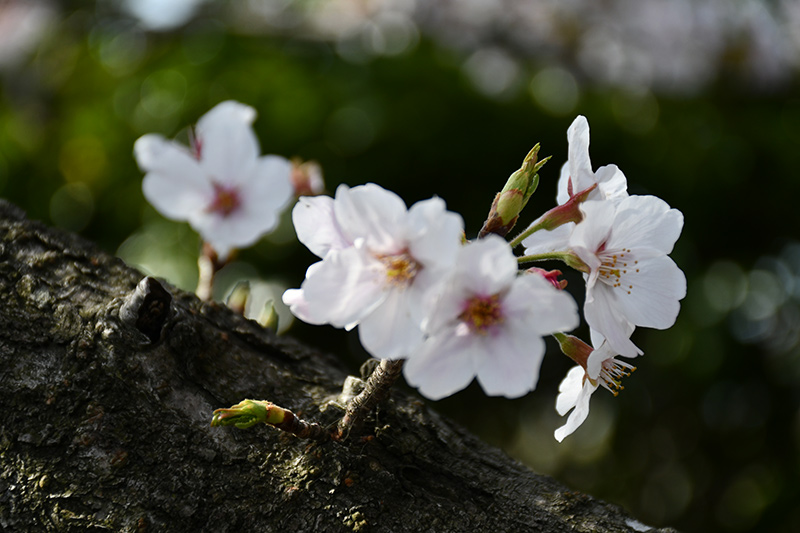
[592,164,629,201]
[585,340,623,379]
[358,289,424,359]
[554,367,597,442]
[188,208,266,260]
[475,323,546,398]
[300,247,385,328]
[571,201,615,257]
[135,135,212,220]
[503,274,579,335]
[608,195,684,255]
[404,330,479,400]
[615,255,687,329]
[584,283,642,357]
[566,116,594,193]
[292,195,352,258]
[455,236,517,296]
[522,221,573,256]
[248,155,293,211]
[333,183,408,253]
[555,366,587,415]
[406,197,464,269]
[195,101,260,186]
[555,162,572,205]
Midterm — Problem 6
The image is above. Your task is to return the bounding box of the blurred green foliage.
[2,5,800,532]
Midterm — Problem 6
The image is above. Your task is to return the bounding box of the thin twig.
[334,359,405,440]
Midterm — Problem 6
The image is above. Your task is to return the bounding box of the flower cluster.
[136,104,685,443]
[284,115,686,441]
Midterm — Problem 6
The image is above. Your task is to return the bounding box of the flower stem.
[196,242,226,301]
[517,251,570,264]
[334,359,404,441]
[517,250,589,273]
[508,218,548,248]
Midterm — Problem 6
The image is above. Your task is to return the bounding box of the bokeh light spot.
[703,260,748,313]
[463,48,520,98]
[529,67,579,116]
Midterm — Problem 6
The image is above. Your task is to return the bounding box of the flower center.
[594,358,636,396]
[459,294,504,335]
[378,251,420,287]
[598,247,639,295]
[207,183,241,217]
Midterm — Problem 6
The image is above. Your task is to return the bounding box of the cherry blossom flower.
[134,100,293,260]
[283,183,464,359]
[553,332,636,441]
[571,195,686,357]
[520,115,629,255]
[403,236,579,400]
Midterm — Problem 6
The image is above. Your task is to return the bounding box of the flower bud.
[211,399,284,429]
[291,158,325,197]
[479,145,548,238]
[258,299,279,332]
[525,267,568,290]
[226,281,250,315]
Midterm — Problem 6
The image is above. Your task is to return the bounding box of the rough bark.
[0,200,676,533]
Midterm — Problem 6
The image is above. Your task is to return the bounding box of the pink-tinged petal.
[522,221,573,255]
[406,197,464,269]
[292,195,351,258]
[403,265,454,328]
[404,331,479,400]
[333,183,408,253]
[503,275,579,335]
[591,164,629,201]
[554,366,597,442]
[608,195,684,255]
[300,246,386,328]
[282,287,326,325]
[454,236,517,296]
[135,135,212,220]
[195,101,260,186]
[188,204,271,260]
[566,115,595,192]
[358,289,424,359]
[213,155,293,247]
[584,283,643,357]
[615,255,687,330]
[475,323,546,398]
[418,271,468,334]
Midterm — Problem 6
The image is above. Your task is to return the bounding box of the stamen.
[596,359,636,397]
[598,246,637,294]
[378,251,420,287]
[459,294,504,335]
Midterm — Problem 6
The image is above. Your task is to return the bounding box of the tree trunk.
[0,200,676,533]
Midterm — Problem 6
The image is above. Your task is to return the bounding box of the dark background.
[2,1,799,531]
